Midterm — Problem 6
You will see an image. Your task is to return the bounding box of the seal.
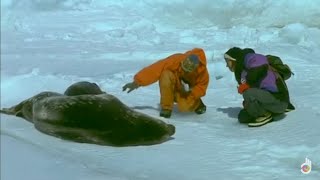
[1,81,175,146]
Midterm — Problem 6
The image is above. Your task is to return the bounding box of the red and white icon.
[300,157,312,174]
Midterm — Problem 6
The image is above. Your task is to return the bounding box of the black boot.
[160,109,172,118]
[195,99,206,114]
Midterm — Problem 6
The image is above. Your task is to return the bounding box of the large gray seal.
[1,81,175,146]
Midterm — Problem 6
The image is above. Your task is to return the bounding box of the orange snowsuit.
[133,48,209,112]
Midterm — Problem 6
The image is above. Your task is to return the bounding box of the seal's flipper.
[0,107,17,115]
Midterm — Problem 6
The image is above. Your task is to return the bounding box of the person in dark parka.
[224,47,294,127]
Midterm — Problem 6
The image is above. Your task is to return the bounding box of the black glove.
[122,82,139,93]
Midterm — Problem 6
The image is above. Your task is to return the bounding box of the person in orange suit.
[123,48,209,118]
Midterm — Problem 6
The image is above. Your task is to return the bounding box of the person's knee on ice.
[176,94,198,112]
[176,95,206,114]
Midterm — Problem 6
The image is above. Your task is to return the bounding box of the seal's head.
[64,81,105,96]
[105,112,176,146]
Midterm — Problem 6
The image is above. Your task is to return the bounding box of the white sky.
[1,0,320,179]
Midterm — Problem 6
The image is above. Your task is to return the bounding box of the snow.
[1,0,320,179]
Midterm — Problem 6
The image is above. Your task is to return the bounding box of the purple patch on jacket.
[241,53,278,92]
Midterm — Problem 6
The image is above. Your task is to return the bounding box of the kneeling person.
[224,47,295,127]
[123,48,209,118]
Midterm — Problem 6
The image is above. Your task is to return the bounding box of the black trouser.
[238,88,287,123]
